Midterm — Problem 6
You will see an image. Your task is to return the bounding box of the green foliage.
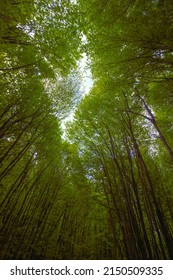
[0,0,173,260]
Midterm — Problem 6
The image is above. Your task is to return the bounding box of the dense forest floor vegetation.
[1,0,173,260]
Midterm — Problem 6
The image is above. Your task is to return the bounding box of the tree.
[1,0,173,260]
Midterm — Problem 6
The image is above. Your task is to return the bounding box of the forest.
[0,0,173,260]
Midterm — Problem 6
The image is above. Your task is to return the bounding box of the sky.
[60,52,93,132]
[79,53,93,94]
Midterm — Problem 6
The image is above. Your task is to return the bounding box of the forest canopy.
[0,0,173,259]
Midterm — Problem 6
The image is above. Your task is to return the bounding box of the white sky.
[79,53,93,94]
[61,52,93,133]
